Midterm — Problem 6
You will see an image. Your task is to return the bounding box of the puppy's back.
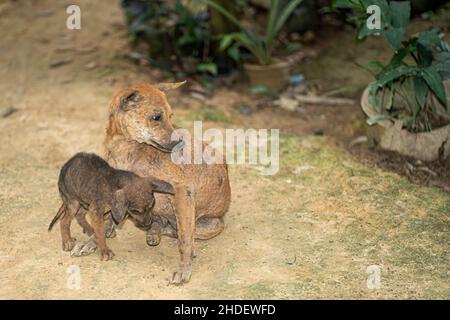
[58,153,114,205]
[50,153,115,232]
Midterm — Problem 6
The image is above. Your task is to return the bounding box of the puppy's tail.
[48,203,65,232]
[151,179,175,195]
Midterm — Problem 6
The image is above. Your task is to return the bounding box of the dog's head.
[111,177,174,229]
[107,82,186,152]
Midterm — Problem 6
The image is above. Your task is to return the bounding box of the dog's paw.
[104,220,116,238]
[169,266,192,285]
[99,248,115,261]
[62,238,76,251]
[146,232,161,246]
[70,239,97,257]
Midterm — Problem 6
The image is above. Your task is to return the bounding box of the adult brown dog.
[104,82,231,284]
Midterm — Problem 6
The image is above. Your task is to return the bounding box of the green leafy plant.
[333,0,450,132]
[122,0,217,75]
[200,0,304,65]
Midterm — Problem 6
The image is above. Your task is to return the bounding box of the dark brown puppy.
[48,152,174,260]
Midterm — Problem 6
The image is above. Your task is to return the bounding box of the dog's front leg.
[89,206,115,261]
[170,183,195,285]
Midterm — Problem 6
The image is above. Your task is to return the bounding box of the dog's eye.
[151,113,162,121]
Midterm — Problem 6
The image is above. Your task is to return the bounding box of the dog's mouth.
[128,213,153,230]
[149,138,184,153]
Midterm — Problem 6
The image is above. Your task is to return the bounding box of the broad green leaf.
[381,1,410,50]
[417,42,434,67]
[369,83,381,111]
[367,114,389,126]
[383,26,407,50]
[362,60,385,76]
[227,43,241,62]
[375,66,417,87]
[417,30,441,67]
[270,0,303,49]
[389,1,410,28]
[431,61,450,80]
[219,34,234,51]
[434,51,450,62]
[266,0,279,48]
[417,29,441,48]
[413,76,428,110]
[197,62,218,75]
[248,85,274,95]
[387,40,416,68]
[422,67,447,108]
[198,0,244,30]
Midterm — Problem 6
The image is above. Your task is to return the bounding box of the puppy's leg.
[89,206,114,261]
[104,213,116,238]
[75,209,94,236]
[170,183,195,285]
[146,216,176,246]
[76,210,115,238]
[60,201,79,251]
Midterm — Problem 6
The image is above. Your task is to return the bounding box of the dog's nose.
[171,139,185,152]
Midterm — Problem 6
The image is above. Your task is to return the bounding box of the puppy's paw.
[105,226,116,239]
[104,219,116,238]
[146,231,161,247]
[70,239,97,257]
[99,248,115,261]
[62,238,76,251]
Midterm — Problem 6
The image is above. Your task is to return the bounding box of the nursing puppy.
[48,152,174,260]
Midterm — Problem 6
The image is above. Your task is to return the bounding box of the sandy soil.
[0,0,448,299]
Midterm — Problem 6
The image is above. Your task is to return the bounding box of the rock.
[349,136,368,148]
[293,165,314,174]
[237,105,252,116]
[190,92,206,101]
[49,59,73,68]
[1,106,18,118]
[84,62,97,70]
[275,96,299,112]
[314,129,324,136]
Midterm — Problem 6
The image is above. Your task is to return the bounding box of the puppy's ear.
[111,189,127,224]
[155,81,187,94]
[149,179,174,195]
[119,90,142,111]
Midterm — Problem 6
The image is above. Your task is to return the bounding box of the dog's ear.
[149,178,175,195]
[119,90,143,111]
[155,81,187,94]
[111,189,128,224]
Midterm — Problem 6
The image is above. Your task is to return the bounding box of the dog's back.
[49,153,118,231]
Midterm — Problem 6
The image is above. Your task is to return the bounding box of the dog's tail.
[48,203,65,232]
[151,179,175,195]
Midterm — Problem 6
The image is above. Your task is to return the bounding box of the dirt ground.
[0,0,449,299]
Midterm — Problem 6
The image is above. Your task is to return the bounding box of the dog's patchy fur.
[49,152,174,260]
[105,82,231,284]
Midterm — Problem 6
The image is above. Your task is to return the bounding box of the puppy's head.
[111,177,174,229]
[108,82,186,152]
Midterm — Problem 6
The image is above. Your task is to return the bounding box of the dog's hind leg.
[147,215,224,243]
[194,216,224,240]
[60,201,80,251]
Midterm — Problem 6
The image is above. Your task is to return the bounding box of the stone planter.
[244,60,291,92]
[361,86,450,162]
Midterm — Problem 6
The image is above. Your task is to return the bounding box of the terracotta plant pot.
[244,60,291,92]
[360,86,450,162]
